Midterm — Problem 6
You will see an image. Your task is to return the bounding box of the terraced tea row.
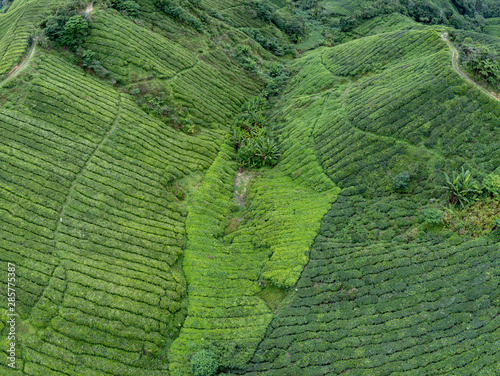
[87,10,194,82]
[168,143,274,375]
[23,96,198,376]
[0,0,56,76]
[241,232,500,375]
[86,11,260,128]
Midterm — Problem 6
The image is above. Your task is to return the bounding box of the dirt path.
[441,33,499,101]
[1,44,36,87]
[84,3,93,14]
[234,168,253,208]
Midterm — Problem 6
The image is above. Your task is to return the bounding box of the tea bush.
[482,173,500,197]
[393,171,410,191]
[191,350,219,376]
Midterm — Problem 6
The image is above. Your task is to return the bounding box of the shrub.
[495,217,500,234]
[153,0,204,32]
[236,142,257,166]
[253,136,280,167]
[82,50,95,67]
[190,350,218,376]
[234,44,250,56]
[393,172,410,191]
[117,0,139,17]
[443,167,480,208]
[44,14,69,41]
[268,62,284,78]
[482,173,500,197]
[423,208,443,226]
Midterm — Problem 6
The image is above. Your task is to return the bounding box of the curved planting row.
[20,83,225,374]
[87,11,195,82]
[0,51,121,375]
[0,47,230,375]
[169,53,341,373]
[322,29,442,77]
[86,10,260,129]
[240,229,500,375]
[344,51,500,165]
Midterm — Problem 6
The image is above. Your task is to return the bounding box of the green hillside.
[230,26,500,375]
[1,0,500,375]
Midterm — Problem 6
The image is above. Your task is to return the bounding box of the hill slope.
[1,1,500,375]
[232,26,500,376]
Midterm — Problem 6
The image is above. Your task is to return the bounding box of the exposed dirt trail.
[441,33,499,102]
[0,44,35,87]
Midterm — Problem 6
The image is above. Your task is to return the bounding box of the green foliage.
[459,38,500,88]
[79,49,109,77]
[43,13,69,41]
[0,50,230,374]
[241,28,294,56]
[0,0,59,75]
[81,49,95,67]
[190,350,219,376]
[263,62,290,96]
[393,171,410,191]
[168,144,275,375]
[109,0,139,17]
[153,0,204,32]
[443,167,480,208]
[443,199,500,236]
[59,15,88,48]
[495,217,500,233]
[42,11,89,50]
[232,96,281,168]
[423,207,443,225]
[482,173,500,197]
[253,0,305,41]
[128,81,196,132]
[237,136,280,168]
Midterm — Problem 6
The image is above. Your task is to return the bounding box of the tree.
[59,15,88,49]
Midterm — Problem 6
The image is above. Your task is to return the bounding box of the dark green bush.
[117,0,139,17]
[253,0,305,41]
[495,217,500,234]
[153,0,204,32]
[423,208,443,226]
[43,14,69,41]
[254,137,280,167]
[82,50,95,67]
[190,350,218,376]
[241,28,292,56]
[393,172,410,191]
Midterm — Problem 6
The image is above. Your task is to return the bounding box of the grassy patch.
[443,199,500,237]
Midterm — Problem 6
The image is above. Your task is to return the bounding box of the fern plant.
[443,167,480,208]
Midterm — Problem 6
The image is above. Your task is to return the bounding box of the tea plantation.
[1,0,500,374]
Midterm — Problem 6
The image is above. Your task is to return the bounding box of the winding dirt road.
[441,32,499,101]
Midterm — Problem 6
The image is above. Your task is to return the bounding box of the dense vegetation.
[1,0,500,374]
